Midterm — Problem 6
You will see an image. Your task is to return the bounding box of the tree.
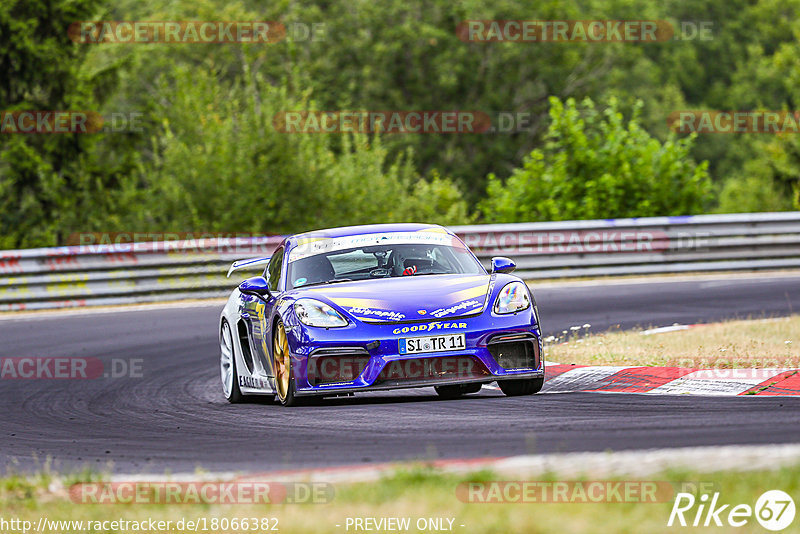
[480,96,712,222]
[119,64,471,234]
[0,0,138,248]
[716,30,800,213]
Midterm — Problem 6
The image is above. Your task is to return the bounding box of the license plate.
[399,333,466,355]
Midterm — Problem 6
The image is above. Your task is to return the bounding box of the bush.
[120,65,471,235]
[480,96,712,223]
[715,132,800,213]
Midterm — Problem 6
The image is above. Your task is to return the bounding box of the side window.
[266,247,284,292]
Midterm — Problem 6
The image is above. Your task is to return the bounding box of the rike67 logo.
[668,490,795,531]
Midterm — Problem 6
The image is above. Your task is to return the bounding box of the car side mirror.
[239,276,271,299]
[491,256,516,274]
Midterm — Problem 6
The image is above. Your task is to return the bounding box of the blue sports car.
[220,223,544,406]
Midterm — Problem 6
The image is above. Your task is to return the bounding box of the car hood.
[299,274,492,323]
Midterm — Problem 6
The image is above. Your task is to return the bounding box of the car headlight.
[494,282,531,314]
[294,299,348,328]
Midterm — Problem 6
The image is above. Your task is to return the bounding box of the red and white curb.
[543,364,800,396]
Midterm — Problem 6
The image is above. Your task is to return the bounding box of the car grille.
[373,355,490,386]
[488,333,540,370]
[308,349,370,386]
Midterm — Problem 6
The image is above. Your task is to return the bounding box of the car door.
[242,246,284,378]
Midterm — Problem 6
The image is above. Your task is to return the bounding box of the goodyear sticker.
[392,322,468,335]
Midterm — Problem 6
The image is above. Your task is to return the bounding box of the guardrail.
[456,211,800,278]
[0,237,284,311]
[1,212,799,311]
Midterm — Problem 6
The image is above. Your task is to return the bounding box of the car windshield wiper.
[301,278,354,288]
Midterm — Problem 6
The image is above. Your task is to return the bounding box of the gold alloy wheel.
[273,322,292,401]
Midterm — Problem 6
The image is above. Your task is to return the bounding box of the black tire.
[228,372,245,403]
[278,379,301,407]
[435,383,483,399]
[498,376,544,397]
[220,320,245,403]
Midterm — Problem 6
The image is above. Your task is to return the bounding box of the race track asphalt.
[1,274,799,474]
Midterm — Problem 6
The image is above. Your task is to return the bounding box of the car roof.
[286,223,452,247]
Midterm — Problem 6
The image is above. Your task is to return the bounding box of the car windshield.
[287,239,485,289]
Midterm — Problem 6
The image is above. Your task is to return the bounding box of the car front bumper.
[285,312,545,396]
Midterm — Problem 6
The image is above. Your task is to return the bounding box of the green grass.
[2,463,799,533]
[546,315,799,368]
